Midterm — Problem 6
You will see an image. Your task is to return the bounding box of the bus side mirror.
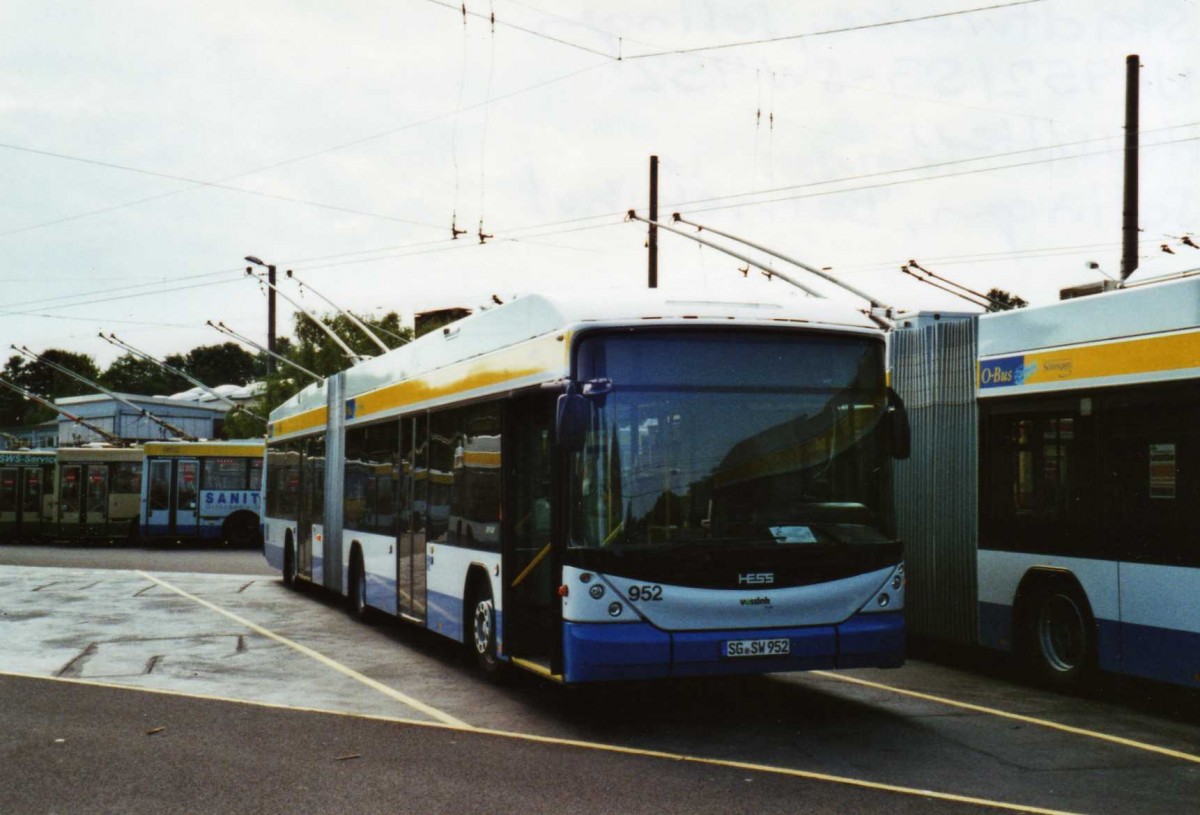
[556,394,588,453]
[887,388,911,460]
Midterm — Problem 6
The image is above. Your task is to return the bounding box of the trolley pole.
[648,155,659,289]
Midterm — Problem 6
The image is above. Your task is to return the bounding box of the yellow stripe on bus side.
[271,405,329,439]
[270,334,566,438]
[980,329,1200,390]
[352,334,566,422]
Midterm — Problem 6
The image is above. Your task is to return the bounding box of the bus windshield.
[569,330,892,550]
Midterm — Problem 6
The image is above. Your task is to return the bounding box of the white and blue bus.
[263,292,909,683]
[141,441,264,547]
[894,274,1200,689]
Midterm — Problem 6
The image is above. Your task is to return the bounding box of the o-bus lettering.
[980,366,1014,385]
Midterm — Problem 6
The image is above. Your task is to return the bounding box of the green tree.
[291,311,410,379]
[219,395,269,440]
[184,342,260,386]
[0,355,31,426]
[986,288,1028,312]
[100,353,190,396]
[214,311,410,440]
[3,349,102,425]
[236,310,413,431]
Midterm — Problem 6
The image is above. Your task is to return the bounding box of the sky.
[2,0,1198,371]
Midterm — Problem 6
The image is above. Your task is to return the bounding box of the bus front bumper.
[561,612,904,683]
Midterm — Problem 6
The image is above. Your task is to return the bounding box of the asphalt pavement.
[2,672,989,815]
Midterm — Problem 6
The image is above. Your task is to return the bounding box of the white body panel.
[978,550,1120,621]
[561,564,902,628]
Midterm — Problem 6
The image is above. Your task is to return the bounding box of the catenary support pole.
[1120,54,1140,281]
[648,155,659,288]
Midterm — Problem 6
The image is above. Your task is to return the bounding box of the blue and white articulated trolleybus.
[140,441,264,546]
[264,292,910,683]
[893,274,1200,689]
[0,450,56,543]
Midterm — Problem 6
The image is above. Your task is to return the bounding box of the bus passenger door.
[174,459,201,539]
[22,467,43,538]
[297,439,323,582]
[60,465,83,539]
[146,459,172,536]
[502,395,559,669]
[84,465,109,538]
[0,467,16,538]
[398,415,427,621]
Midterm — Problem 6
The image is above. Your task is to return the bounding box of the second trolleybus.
[263,292,910,683]
[0,442,265,546]
[892,274,1200,689]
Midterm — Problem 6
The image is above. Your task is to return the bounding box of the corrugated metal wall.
[892,318,979,644]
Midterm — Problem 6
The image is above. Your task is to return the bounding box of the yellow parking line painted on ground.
[135,570,471,730]
[811,670,1200,766]
[1,669,1081,815]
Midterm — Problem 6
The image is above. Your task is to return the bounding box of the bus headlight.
[862,565,904,613]
[589,584,605,600]
[608,602,623,617]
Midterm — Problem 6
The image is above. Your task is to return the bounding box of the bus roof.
[270,290,880,436]
[979,274,1200,357]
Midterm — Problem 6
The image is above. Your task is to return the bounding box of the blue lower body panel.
[563,621,672,682]
[142,523,220,541]
[836,612,906,668]
[562,612,905,683]
[1120,621,1200,688]
[980,601,1196,685]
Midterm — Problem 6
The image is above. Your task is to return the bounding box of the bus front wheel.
[1023,581,1095,688]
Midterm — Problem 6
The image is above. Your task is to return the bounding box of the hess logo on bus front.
[738,572,775,586]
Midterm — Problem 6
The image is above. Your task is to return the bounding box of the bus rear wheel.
[283,538,298,587]
[348,550,369,621]
[1025,582,1095,688]
[222,511,259,548]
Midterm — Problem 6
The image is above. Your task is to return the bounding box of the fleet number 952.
[627,584,662,601]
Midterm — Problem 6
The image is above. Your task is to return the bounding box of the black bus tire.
[348,548,369,621]
[283,537,298,587]
[469,576,504,682]
[222,511,259,548]
[1023,580,1096,688]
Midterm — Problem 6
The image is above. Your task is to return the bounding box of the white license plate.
[723,638,791,658]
